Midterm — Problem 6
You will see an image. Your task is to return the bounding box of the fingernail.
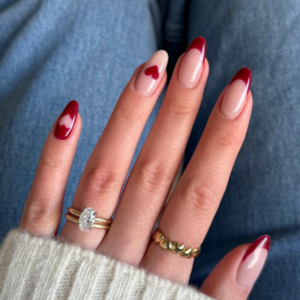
[178,36,206,88]
[54,100,78,140]
[236,235,271,288]
[134,50,168,95]
[221,68,252,119]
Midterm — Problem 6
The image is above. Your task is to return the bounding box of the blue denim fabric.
[186,1,300,299]
[0,0,163,232]
[0,0,299,299]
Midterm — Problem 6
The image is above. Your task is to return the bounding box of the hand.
[20,37,269,300]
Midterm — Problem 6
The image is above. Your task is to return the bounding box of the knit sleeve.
[0,230,214,300]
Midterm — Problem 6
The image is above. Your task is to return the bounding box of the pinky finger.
[201,235,271,300]
[20,100,81,237]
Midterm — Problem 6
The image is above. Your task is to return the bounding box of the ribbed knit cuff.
[0,230,214,300]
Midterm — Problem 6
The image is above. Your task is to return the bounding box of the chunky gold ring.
[152,228,200,258]
[65,207,112,231]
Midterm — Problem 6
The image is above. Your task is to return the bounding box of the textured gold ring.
[65,207,112,231]
[152,228,200,258]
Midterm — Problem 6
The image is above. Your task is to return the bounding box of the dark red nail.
[241,235,271,262]
[229,67,252,93]
[186,36,207,62]
[54,100,78,140]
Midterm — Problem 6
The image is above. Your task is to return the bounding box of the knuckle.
[40,153,67,173]
[203,126,242,152]
[179,179,218,216]
[24,197,57,226]
[118,102,143,124]
[84,164,120,196]
[164,97,195,118]
[136,158,173,192]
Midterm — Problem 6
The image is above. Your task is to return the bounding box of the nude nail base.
[221,68,252,119]
[178,36,206,88]
[236,235,271,288]
[134,50,168,95]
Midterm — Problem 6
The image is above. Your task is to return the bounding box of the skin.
[20,47,259,300]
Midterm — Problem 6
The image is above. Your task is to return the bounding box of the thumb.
[200,235,271,300]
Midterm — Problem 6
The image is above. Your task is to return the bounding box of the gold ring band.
[65,207,112,231]
[65,214,111,230]
[152,228,200,258]
[67,208,112,225]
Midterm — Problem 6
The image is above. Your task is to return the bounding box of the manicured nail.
[178,36,206,88]
[236,235,271,288]
[54,100,78,140]
[135,50,168,95]
[221,68,252,119]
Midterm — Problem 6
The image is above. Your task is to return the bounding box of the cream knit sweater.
[0,230,214,300]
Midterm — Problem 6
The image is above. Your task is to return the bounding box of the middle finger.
[99,37,208,265]
[143,68,253,283]
[60,50,168,249]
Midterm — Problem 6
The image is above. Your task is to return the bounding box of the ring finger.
[60,51,168,249]
[142,68,253,283]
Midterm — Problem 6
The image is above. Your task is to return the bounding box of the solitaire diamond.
[79,207,97,231]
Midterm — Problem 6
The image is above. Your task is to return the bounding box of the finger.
[99,37,208,265]
[60,51,168,249]
[142,68,253,282]
[201,236,271,300]
[20,101,81,237]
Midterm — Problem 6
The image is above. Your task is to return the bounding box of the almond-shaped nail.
[178,36,206,88]
[135,50,168,95]
[236,235,271,288]
[221,68,252,119]
[54,100,78,140]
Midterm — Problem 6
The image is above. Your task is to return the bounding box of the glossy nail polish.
[54,100,78,140]
[221,68,252,119]
[236,235,271,288]
[135,50,168,95]
[178,36,206,88]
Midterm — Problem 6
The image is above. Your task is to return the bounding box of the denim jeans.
[0,0,299,299]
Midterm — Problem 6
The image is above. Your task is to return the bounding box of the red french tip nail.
[186,36,207,62]
[229,67,252,93]
[54,100,78,140]
[242,235,271,262]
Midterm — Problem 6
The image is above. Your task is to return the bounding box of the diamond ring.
[65,207,112,231]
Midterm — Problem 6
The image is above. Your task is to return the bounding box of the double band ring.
[65,207,112,231]
[152,228,200,258]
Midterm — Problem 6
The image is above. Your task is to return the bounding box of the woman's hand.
[19,37,269,300]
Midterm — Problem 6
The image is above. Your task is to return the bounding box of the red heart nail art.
[145,65,159,80]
